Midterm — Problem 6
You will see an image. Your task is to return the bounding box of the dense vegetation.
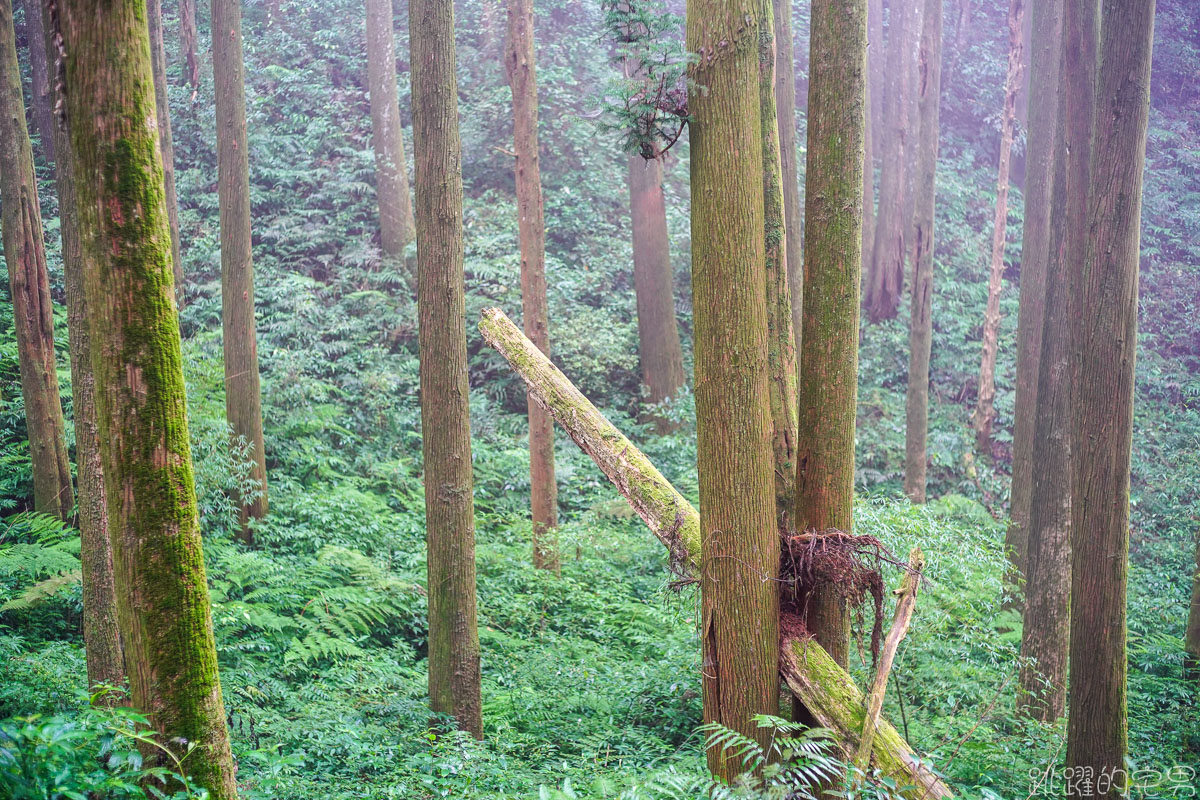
[1,0,1197,796]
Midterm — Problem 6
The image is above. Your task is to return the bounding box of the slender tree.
[39,0,123,692]
[687,0,780,777]
[22,0,53,162]
[212,0,269,529]
[505,0,558,571]
[148,0,183,293]
[794,0,867,670]
[58,0,236,792]
[410,0,483,739]
[1066,0,1154,786]
[759,0,798,527]
[180,0,200,89]
[366,0,416,268]
[773,0,803,350]
[627,153,686,432]
[903,0,942,504]
[1006,0,1062,587]
[0,0,72,520]
[972,0,1025,452]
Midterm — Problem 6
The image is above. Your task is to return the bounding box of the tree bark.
[1006,0,1062,593]
[505,0,558,572]
[972,0,1025,452]
[627,154,685,432]
[479,307,950,799]
[366,0,416,269]
[38,0,123,694]
[772,0,803,354]
[864,0,915,323]
[148,0,183,295]
[0,0,72,520]
[902,0,942,505]
[687,0,780,776]
[180,0,200,89]
[22,0,53,163]
[212,0,269,531]
[759,0,798,529]
[794,0,866,671]
[58,0,236,792]
[1066,0,1154,788]
[410,0,483,739]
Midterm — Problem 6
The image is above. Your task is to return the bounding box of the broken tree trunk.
[479,306,953,798]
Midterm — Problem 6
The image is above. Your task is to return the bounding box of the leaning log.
[479,307,953,798]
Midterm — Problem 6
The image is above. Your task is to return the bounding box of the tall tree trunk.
[794,0,867,671]
[58,0,236,793]
[0,0,72,520]
[22,0,53,163]
[505,0,557,571]
[903,0,942,504]
[972,0,1025,452]
[773,0,803,354]
[212,0,268,531]
[759,0,798,528]
[366,0,416,270]
[147,0,183,294]
[1066,0,1153,787]
[410,0,484,740]
[39,0,123,693]
[1006,0,1062,592]
[864,0,914,323]
[180,0,200,89]
[627,154,685,432]
[687,0,780,778]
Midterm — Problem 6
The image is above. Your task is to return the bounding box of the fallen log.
[479,307,954,798]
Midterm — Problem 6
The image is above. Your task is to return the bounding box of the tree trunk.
[1187,528,1200,680]
[902,0,942,505]
[410,0,483,739]
[794,0,867,671]
[479,307,950,799]
[38,0,123,694]
[687,0,780,776]
[147,0,183,295]
[211,0,269,531]
[366,0,416,270]
[972,0,1025,452]
[22,0,53,163]
[505,0,558,572]
[180,0,200,89]
[1006,0,1062,593]
[0,0,72,520]
[627,154,685,432]
[773,0,803,355]
[58,0,236,792]
[759,0,798,529]
[1066,0,1154,788]
[864,0,914,323]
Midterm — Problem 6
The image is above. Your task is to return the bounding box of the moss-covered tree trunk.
[180,0,200,89]
[687,0,779,777]
[505,0,558,572]
[22,0,53,163]
[794,0,866,671]
[772,0,803,353]
[39,0,123,693]
[366,0,416,268]
[212,0,269,531]
[627,153,685,432]
[972,0,1025,452]
[148,0,183,294]
[410,0,483,739]
[864,0,914,323]
[758,0,797,528]
[0,0,72,520]
[1006,0,1062,591]
[902,0,942,505]
[1066,0,1154,787]
[58,0,235,793]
